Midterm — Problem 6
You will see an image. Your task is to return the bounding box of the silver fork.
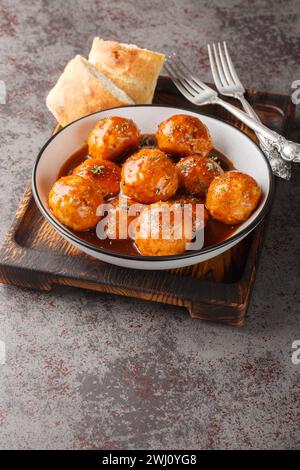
[165,55,300,166]
[208,41,291,179]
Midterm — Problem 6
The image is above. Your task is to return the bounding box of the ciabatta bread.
[88,38,165,104]
[46,55,134,127]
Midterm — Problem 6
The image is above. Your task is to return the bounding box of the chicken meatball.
[49,175,103,231]
[206,171,261,225]
[177,155,223,196]
[121,148,178,204]
[171,195,210,233]
[105,196,145,240]
[156,114,213,157]
[134,201,191,256]
[72,159,121,199]
[88,116,141,161]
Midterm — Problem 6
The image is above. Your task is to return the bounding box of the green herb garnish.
[91,165,106,175]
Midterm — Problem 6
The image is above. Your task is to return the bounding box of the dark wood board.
[0,77,295,325]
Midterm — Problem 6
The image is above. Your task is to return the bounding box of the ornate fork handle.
[266,134,300,163]
[238,95,292,178]
[214,97,300,163]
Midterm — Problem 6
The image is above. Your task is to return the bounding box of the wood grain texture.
[0,77,294,325]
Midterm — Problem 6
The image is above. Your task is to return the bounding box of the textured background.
[0,0,299,449]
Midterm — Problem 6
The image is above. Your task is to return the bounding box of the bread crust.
[88,38,165,104]
[46,55,133,127]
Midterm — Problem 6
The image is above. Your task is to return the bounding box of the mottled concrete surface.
[0,0,299,450]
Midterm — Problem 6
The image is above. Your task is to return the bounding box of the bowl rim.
[32,104,274,262]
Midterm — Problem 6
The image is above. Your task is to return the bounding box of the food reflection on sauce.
[57,134,238,256]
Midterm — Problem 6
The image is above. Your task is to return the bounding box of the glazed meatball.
[206,171,261,225]
[177,155,223,196]
[121,148,178,204]
[72,159,121,199]
[171,195,210,233]
[105,196,145,240]
[88,116,141,161]
[49,175,103,231]
[134,201,191,256]
[156,114,213,157]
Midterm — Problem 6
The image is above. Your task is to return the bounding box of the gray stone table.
[0,0,299,449]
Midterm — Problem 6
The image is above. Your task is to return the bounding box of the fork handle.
[238,95,262,122]
[238,96,273,147]
[239,95,283,151]
[216,97,300,163]
[238,96,291,179]
[238,96,285,150]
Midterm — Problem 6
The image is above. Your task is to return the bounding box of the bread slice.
[88,38,165,104]
[46,55,134,127]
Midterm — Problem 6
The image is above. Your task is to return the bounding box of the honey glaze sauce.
[57,135,238,256]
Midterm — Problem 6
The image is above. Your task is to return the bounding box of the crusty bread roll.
[46,55,134,127]
[88,38,165,104]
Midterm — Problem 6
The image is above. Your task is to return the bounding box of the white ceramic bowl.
[32,105,274,270]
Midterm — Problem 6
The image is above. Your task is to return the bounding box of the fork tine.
[223,42,243,87]
[217,42,233,85]
[207,44,223,90]
[167,60,194,90]
[212,42,228,87]
[170,55,213,93]
[165,62,197,96]
[164,62,196,100]
[168,56,204,94]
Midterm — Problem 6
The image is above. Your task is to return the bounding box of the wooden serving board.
[0,77,294,325]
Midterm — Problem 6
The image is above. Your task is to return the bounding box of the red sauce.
[58,145,88,177]
[57,135,238,255]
